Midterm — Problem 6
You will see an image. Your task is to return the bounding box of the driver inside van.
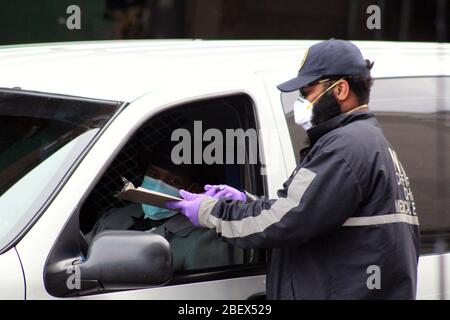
[86,147,243,272]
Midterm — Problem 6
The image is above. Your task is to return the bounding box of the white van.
[0,40,449,300]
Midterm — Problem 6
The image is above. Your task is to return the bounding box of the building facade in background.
[0,0,448,45]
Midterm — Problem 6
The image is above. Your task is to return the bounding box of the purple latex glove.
[204,184,246,202]
[166,190,205,227]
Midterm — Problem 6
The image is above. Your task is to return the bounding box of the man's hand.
[166,190,205,227]
[166,185,246,227]
[204,184,246,202]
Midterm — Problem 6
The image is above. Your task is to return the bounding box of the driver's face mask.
[293,78,344,131]
[140,176,180,220]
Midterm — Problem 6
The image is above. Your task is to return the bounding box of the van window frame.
[45,92,269,297]
[0,88,125,255]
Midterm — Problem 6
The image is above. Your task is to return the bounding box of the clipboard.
[115,177,182,209]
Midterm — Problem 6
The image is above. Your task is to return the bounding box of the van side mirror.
[76,231,172,293]
[45,230,172,296]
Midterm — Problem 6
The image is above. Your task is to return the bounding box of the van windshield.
[0,89,121,252]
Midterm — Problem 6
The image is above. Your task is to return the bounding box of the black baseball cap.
[277,39,372,92]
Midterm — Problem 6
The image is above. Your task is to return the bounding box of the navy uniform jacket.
[197,112,420,299]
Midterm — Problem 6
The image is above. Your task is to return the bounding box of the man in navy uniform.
[168,39,420,300]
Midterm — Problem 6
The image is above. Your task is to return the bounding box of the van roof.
[1,40,449,101]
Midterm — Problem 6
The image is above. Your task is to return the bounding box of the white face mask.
[293,78,345,131]
[293,97,313,131]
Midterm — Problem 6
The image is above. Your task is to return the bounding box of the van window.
[78,94,267,286]
[280,76,450,254]
[0,89,121,252]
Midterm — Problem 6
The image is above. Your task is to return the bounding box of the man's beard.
[311,91,342,126]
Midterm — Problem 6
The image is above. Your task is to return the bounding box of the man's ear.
[333,79,350,102]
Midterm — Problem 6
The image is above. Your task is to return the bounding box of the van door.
[17,75,285,299]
